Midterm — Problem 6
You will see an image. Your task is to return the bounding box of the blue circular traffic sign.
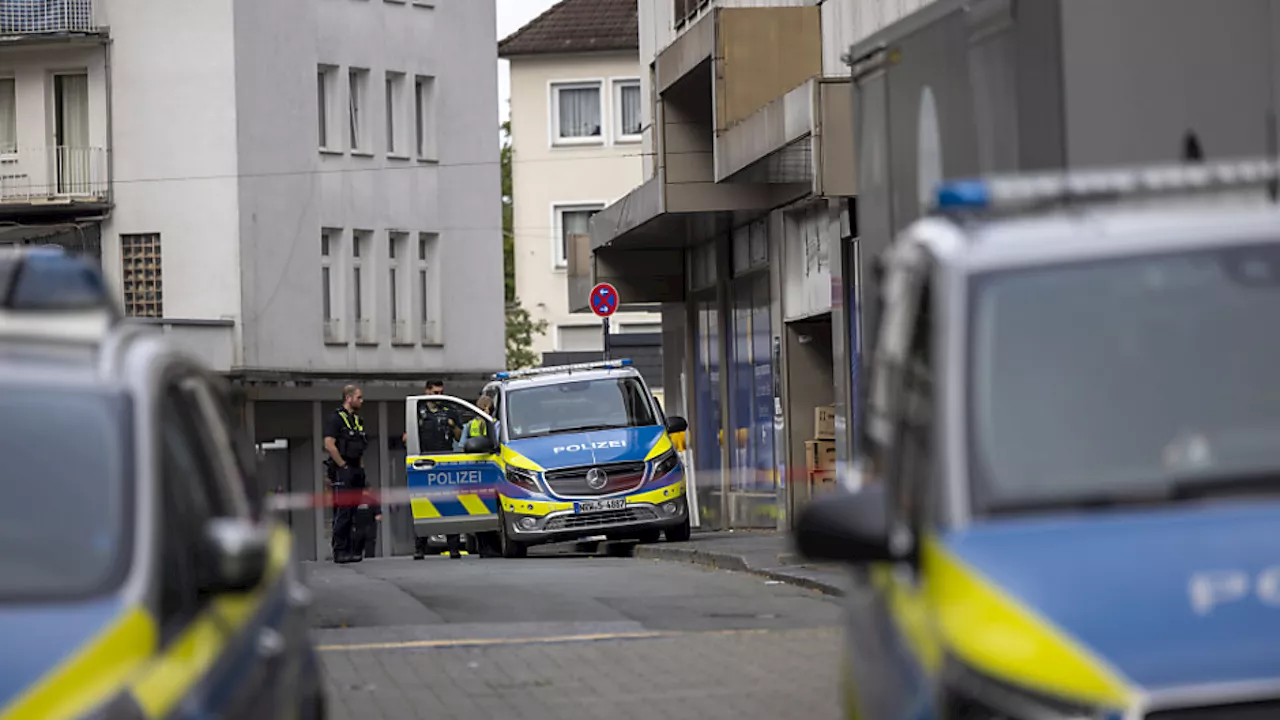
[589,282,619,318]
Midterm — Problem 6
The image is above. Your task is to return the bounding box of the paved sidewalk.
[629,530,850,596]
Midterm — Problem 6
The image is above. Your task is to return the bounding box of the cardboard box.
[808,470,838,495]
[814,406,835,439]
[804,439,836,472]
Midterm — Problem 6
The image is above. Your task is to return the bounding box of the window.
[0,384,130,601]
[317,65,337,150]
[53,72,89,194]
[551,81,603,143]
[321,228,342,343]
[352,230,373,342]
[412,397,484,455]
[120,233,162,317]
[613,79,641,142]
[620,322,662,334]
[389,231,409,343]
[505,377,658,440]
[554,204,602,268]
[348,68,369,152]
[414,75,436,159]
[417,232,439,343]
[385,71,405,155]
[0,77,15,155]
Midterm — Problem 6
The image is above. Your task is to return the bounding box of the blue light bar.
[492,358,634,381]
[935,180,991,211]
[0,248,115,313]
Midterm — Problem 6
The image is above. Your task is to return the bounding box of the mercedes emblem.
[585,467,608,491]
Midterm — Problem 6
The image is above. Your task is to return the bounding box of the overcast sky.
[496,0,559,125]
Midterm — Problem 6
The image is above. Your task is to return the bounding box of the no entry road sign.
[589,282,619,318]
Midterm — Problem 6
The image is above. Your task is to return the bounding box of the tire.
[665,515,691,543]
[497,509,528,559]
[464,534,479,555]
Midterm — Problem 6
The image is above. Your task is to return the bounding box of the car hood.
[504,426,666,470]
[0,596,126,711]
[942,500,1280,691]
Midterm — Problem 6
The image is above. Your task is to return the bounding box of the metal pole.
[602,316,611,360]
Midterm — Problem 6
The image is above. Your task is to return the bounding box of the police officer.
[324,384,369,564]
[410,379,464,559]
[464,395,493,441]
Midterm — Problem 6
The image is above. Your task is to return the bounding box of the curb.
[632,545,845,597]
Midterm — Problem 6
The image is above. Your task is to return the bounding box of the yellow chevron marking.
[457,494,490,516]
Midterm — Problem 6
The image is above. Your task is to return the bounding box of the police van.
[797,158,1280,719]
[403,359,690,558]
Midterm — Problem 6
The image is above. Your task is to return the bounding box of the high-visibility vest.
[468,417,488,437]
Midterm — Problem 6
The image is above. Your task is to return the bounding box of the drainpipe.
[102,36,113,209]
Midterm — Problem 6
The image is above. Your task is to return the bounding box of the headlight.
[505,466,541,493]
[941,659,1122,720]
[650,448,680,479]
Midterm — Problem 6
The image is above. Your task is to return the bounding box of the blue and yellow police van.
[0,247,323,720]
[403,359,690,558]
[797,160,1280,719]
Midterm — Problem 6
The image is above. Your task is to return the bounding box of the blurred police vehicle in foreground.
[404,359,690,558]
[0,248,323,720]
[797,159,1280,719]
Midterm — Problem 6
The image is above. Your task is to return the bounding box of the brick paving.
[320,626,842,720]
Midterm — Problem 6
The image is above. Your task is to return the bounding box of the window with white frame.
[321,228,343,343]
[414,75,436,159]
[352,229,374,342]
[0,78,15,155]
[385,71,406,155]
[348,68,370,152]
[388,231,409,343]
[554,204,603,268]
[551,81,603,143]
[317,65,338,151]
[417,232,440,343]
[613,79,641,142]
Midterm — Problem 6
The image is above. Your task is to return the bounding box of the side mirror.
[464,434,496,454]
[199,518,271,593]
[793,483,902,565]
[666,416,688,434]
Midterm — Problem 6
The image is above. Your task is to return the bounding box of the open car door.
[404,395,502,543]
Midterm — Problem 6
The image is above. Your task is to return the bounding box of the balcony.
[0,146,110,217]
[0,0,105,40]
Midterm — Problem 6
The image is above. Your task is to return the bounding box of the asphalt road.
[307,544,845,720]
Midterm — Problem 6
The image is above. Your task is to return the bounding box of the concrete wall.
[507,51,658,357]
[820,0,936,77]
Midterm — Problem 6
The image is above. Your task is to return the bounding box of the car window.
[504,377,657,440]
[0,384,131,601]
[156,382,225,635]
[181,376,253,518]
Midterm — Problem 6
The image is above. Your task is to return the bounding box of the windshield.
[969,242,1280,512]
[0,386,131,600]
[505,376,658,440]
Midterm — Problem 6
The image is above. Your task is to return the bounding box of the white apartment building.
[0,0,503,559]
[499,0,662,361]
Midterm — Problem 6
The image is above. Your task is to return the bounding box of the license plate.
[574,498,626,513]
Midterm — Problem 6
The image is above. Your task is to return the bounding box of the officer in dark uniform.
[413,379,462,559]
[324,384,369,564]
[350,489,382,559]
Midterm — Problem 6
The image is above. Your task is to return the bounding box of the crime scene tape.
[265,486,498,511]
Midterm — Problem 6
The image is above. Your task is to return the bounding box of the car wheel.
[665,515,691,543]
[464,534,479,555]
[498,509,528,558]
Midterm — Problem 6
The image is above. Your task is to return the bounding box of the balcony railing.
[673,0,712,29]
[420,319,440,345]
[354,317,375,344]
[323,318,343,344]
[390,318,411,345]
[0,146,109,204]
[0,0,101,36]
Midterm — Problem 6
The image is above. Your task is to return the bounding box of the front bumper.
[505,495,688,544]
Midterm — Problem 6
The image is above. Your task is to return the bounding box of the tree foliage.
[501,120,547,369]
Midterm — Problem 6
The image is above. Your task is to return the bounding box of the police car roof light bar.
[494,358,632,380]
[934,157,1280,214]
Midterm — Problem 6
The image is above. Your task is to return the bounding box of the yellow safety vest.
[468,417,488,437]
